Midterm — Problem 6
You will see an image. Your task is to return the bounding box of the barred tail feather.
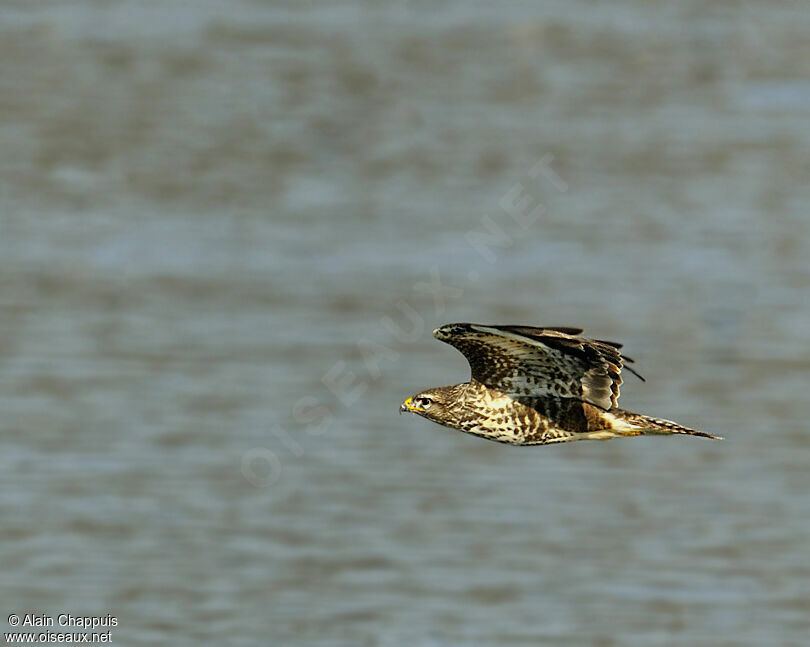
[615,411,722,440]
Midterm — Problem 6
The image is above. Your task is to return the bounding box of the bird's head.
[399,386,458,424]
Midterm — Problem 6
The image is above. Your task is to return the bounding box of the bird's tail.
[612,410,722,440]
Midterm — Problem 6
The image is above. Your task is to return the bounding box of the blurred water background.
[1,1,809,645]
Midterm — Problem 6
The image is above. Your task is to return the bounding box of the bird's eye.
[416,397,432,409]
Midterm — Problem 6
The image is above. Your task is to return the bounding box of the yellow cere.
[402,397,424,412]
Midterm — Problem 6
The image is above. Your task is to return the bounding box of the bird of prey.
[400,323,720,445]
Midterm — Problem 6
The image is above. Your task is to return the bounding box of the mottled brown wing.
[433,323,642,410]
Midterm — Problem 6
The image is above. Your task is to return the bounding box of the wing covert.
[432,323,641,410]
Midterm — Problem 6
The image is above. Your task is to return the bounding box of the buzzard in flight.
[400,323,720,445]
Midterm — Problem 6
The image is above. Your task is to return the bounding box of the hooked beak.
[400,397,417,414]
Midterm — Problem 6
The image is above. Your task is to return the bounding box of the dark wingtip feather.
[544,326,585,336]
[624,364,645,382]
[594,338,623,349]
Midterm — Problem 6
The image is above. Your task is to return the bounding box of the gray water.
[1,1,809,645]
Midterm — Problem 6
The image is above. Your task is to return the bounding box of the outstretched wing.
[433,323,643,410]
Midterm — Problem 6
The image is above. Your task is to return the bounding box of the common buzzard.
[400,323,720,445]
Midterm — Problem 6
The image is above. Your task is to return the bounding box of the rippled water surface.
[1,1,809,645]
